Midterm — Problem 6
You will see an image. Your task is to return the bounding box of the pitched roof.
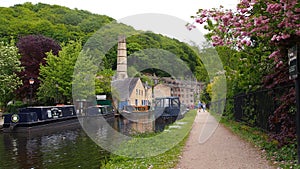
[111,78,140,101]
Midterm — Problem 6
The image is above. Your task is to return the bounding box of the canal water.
[0,113,168,169]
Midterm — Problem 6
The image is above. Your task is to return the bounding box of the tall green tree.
[38,41,81,104]
[95,69,115,95]
[0,42,23,111]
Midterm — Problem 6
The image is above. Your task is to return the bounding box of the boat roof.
[26,105,75,108]
[155,96,180,99]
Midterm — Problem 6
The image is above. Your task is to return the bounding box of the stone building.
[160,77,202,108]
[112,35,202,109]
[154,83,171,98]
[112,36,152,109]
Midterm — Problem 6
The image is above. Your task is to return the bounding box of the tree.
[191,0,300,146]
[95,69,115,95]
[16,35,61,103]
[38,41,81,104]
[0,3,114,43]
[0,42,23,112]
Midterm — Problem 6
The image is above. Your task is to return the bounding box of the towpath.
[176,110,275,169]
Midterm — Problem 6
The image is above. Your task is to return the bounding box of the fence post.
[295,78,300,164]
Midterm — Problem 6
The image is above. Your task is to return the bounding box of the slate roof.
[111,78,140,101]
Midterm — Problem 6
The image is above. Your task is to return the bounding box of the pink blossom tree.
[191,0,300,146]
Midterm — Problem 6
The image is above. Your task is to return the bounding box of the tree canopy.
[0,42,22,111]
[0,2,114,43]
[38,41,82,104]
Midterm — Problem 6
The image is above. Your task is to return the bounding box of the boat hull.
[2,116,80,133]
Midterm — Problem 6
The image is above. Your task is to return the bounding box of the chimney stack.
[116,35,128,80]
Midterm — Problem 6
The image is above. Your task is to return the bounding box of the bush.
[6,101,27,114]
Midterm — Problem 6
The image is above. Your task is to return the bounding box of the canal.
[0,113,165,169]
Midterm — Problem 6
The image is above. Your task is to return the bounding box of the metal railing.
[233,85,294,132]
[207,84,294,132]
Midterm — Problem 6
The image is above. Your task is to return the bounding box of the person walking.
[197,101,202,113]
[202,102,206,112]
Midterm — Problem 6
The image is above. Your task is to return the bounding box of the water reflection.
[0,128,109,169]
[0,115,171,169]
[118,112,155,135]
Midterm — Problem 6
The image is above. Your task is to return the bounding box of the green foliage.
[0,2,114,43]
[38,41,82,104]
[199,42,273,121]
[207,76,226,102]
[200,85,211,104]
[219,116,300,169]
[104,32,204,79]
[5,101,27,114]
[0,41,23,111]
[95,69,115,95]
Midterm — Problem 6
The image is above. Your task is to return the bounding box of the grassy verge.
[102,110,197,169]
[212,112,299,169]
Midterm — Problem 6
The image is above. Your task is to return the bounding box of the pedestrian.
[202,102,206,112]
[198,101,202,112]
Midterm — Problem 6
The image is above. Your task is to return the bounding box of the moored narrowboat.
[85,105,115,119]
[154,96,182,119]
[2,105,79,133]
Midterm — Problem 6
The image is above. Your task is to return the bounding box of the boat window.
[98,107,103,114]
[155,99,163,108]
[101,107,108,114]
[164,98,171,107]
[171,98,180,107]
[107,106,113,113]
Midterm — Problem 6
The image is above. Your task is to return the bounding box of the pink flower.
[246,40,251,46]
[276,61,283,68]
[211,35,221,41]
[267,3,282,14]
[254,17,263,26]
[185,23,196,31]
[281,34,290,39]
[195,18,202,24]
[269,50,280,59]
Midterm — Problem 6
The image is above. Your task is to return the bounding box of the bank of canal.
[102,110,197,169]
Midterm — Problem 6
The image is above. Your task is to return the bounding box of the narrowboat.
[154,96,182,119]
[2,105,79,133]
[120,105,149,114]
[85,105,115,119]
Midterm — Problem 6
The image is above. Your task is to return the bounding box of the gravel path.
[176,110,275,169]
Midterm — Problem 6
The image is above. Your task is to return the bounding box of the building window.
[136,89,138,95]
[135,99,138,106]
